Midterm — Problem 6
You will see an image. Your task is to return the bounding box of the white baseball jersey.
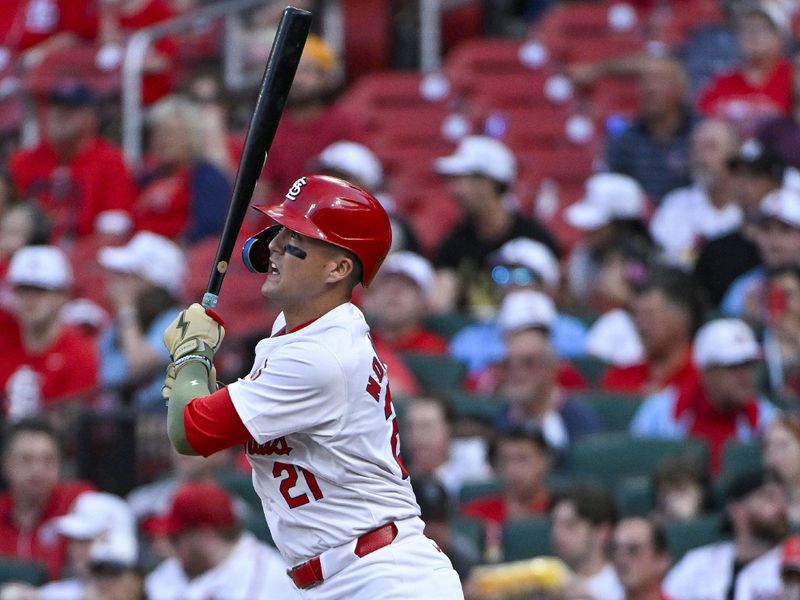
[145,532,300,600]
[226,302,420,566]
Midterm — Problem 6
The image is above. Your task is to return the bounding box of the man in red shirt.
[263,36,366,197]
[0,246,99,418]
[699,4,791,136]
[9,81,136,241]
[0,419,94,580]
[602,268,701,395]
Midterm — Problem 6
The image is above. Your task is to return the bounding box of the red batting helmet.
[247,175,392,286]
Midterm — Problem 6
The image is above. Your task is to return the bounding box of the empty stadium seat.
[24,46,121,99]
[422,312,476,340]
[578,391,642,432]
[446,391,506,423]
[452,517,486,553]
[400,353,467,394]
[502,516,552,561]
[0,558,48,586]
[665,513,726,561]
[720,440,762,481]
[615,476,652,516]
[459,480,502,505]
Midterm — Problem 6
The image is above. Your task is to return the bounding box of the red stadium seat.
[343,71,453,114]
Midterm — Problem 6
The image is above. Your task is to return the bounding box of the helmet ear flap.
[242,225,281,273]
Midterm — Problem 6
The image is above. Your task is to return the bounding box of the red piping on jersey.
[274,317,318,336]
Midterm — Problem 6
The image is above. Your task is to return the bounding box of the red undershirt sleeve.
[183,387,252,457]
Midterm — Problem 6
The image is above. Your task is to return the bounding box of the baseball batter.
[161,175,464,598]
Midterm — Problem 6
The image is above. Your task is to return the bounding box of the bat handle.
[201,293,219,309]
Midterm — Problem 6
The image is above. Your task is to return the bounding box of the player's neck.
[281,294,349,332]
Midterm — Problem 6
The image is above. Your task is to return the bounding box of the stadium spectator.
[664,469,786,600]
[694,138,785,307]
[134,95,230,244]
[651,452,712,525]
[264,35,366,196]
[0,246,98,420]
[411,476,481,581]
[98,0,178,105]
[722,188,800,319]
[314,140,421,253]
[763,415,800,531]
[361,251,447,354]
[550,483,623,600]
[450,237,587,382]
[600,268,701,395]
[649,118,741,268]
[631,318,778,473]
[432,136,560,311]
[83,532,143,600]
[0,419,94,580]
[761,267,800,404]
[0,202,50,281]
[182,70,237,176]
[781,536,800,600]
[489,291,601,450]
[145,482,299,600]
[461,425,552,526]
[698,2,791,136]
[96,232,185,409]
[606,54,694,202]
[565,173,653,310]
[0,0,98,62]
[402,396,493,499]
[8,82,136,241]
[611,516,671,600]
[759,45,800,170]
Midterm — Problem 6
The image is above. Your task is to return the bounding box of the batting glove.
[162,303,225,373]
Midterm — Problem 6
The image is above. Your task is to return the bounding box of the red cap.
[150,482,236,536]
[783,536,800,573]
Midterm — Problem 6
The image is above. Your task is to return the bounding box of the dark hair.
[551,482,618,526]
[652,451,712,511]
[4,200,51,245]
[345,248,364,290]
[634,267,706,335]
[135,286,178,333]
[488,423,552,465]
[408,395,455,426]
[411,476,452,522]
[2,418,60,456]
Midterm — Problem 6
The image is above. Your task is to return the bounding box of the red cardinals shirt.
[0,310,99,412]
[461,490,550,525]
[601,348,697,395]
[0,0,98,52]
[9,137,136,240]
[134,167,191,239]
[699,59,792,135]
[371,328,449,355]
[0,481,95,579]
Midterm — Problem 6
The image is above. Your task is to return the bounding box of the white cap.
[492,238,559,289]
[98,231,186,296]
[585,308,645,366]
[7,246,73,290]
[89,531,139,569]
[759,188,800,228]
[497,290,556,333]
[435,136,517,184]
[565,173,647,230]
[693,318,761,369]
[316,141,383,191]
[55,492,136,540]
[380,251,435,294]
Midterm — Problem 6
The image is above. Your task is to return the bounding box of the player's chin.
[261,276,280,297]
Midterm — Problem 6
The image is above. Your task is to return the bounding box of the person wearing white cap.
[631,318,779,473]
[720,187,800,319]
[97,231,187,408]
[432,135,560,312]
[649,119,742,269]
[84,531,144,600]
[449,237,588,383]
[564,173,656,306]
[0,246,99,419]
[489,290,602,450]
[314,141,421,253]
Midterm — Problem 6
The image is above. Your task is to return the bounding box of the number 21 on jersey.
[365,355,408,479]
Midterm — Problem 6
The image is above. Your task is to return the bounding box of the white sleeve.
[227,340,346,443]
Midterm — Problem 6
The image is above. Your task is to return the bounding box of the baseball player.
[161,175,464,598]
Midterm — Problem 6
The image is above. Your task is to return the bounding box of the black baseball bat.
[202,6,312,309]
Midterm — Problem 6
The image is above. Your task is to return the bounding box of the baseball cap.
[435,136,517,185]
[47,80,96,108]
[728,139,785,182]
[782,536,800,574]
[316,141,383,191]
[736,1,790,35]
[7,245,73,290]
[497,289,556,334]
[380,251,435,294]
[98,231,186,296]
[152,482,237,536]
[88,531,139,571]
[565,173,647,230]
[491,238,559,290]
[759,188,800,228]
[55,492,136,540]
[693,318,761,369]
[725,469,771,503]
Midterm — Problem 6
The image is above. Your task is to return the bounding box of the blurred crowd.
[5,0,800,599]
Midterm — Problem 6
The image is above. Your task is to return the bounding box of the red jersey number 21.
[273,463,324,509]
